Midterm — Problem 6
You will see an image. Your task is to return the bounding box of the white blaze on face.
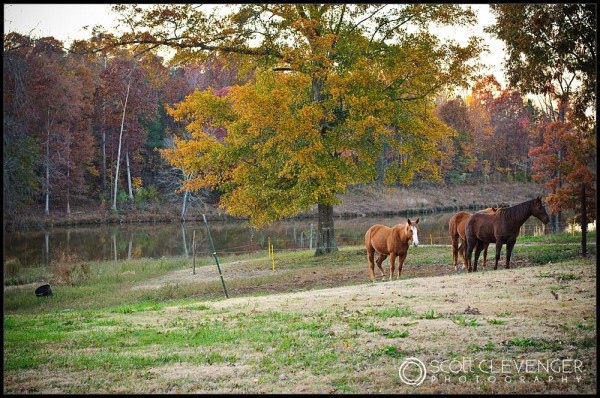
[411,226,419,247]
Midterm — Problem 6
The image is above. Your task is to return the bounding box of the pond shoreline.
[5,182,548,231]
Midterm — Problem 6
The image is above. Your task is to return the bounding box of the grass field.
[3,232,596,393]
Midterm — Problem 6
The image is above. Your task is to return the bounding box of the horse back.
[449,211,472,240]
[466,212,497,243]
[365,224,396,255]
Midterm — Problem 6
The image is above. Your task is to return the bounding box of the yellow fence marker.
[271,242,276,271]
[267,237,275,271]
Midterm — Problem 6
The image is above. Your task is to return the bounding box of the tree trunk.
[581,182,587,257]
[44,231,49,266]
[101,58,108,197]
[554,146,563,232]
[112,80,131,211]
[127,231,133,260]
[66,167,71,215]
[311,72,338,256]
[315,203,338,256]
[554,99,566,233]
[102,120,106,192]
[45,127,50,216]
[3,182,6,281]
[126,150,133,203]
[112,232,117,262]
[181,189,189,222]
[181,223,189,256]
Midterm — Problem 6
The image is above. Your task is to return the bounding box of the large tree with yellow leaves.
[97,4,483,254]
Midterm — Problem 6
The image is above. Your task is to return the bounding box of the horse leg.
[458,240,467,271]
[465,238,473,272]
[367,246,376,282]
[396,252,408,280]
[473,241,484,272]
[494,241,503,270]
[505,240,516,269]
[482,243,489,269]
[375,253,388,281]
[451,236,459,271]
[388,253,397,281]
[465,237,476,272]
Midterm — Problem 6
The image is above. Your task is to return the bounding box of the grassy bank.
[334,182,548,216]
[3,232,596,393]
[7,182,548,230]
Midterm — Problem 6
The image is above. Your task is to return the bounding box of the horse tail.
[364,227,373,250]
[464,216,478,271]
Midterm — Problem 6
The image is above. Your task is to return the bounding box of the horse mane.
[496,198,534,221]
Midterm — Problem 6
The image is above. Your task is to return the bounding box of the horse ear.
[407,218,411,225]
[415,217,419,224]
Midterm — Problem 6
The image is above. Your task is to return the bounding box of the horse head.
[407,218,420,247]
[532,196,550,224]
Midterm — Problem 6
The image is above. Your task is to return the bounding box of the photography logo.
[398,357,427,386]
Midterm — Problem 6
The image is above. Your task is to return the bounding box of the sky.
[3,3,507,86]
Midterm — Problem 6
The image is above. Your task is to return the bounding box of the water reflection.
[4,212,553,268]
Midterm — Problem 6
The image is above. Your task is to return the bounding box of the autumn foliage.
[529,121,596,222]
[3,4,595,242]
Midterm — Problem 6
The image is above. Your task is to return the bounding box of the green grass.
[536,270,581,281]
[369,305,415,319]
[495,311,511,317]
[504,337,564,351]
[3,299,423,383]
[517,230,595,244]
[7,304,419,390]
[422,308,443,319]
[548,284,568,291]
[453,315,481,327]
[382,329,409,338]
[468,341,497,352]
[486,318,508,325]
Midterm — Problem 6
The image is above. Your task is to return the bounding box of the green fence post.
[202,214,229,299]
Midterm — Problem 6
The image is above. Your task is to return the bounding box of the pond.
[4,211,549,269]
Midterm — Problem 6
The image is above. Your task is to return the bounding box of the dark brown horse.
[365,218,419,282]
[448,207,496,271]
[465,197,550,272]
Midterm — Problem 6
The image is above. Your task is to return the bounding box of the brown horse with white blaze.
[448,208,497,271]
[465,197,550,272]
[365,218,419,282]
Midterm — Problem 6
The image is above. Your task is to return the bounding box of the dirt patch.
[131,250,534,296]
[201,260,594,316]
[132,260,281,290]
